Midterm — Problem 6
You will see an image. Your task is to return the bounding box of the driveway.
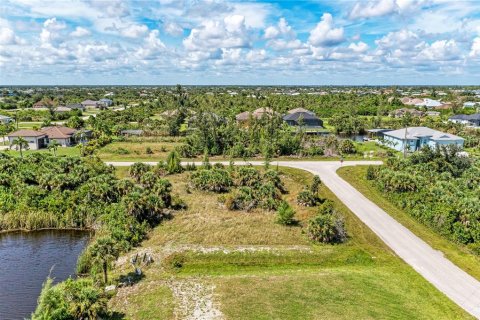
[106,160,480,318]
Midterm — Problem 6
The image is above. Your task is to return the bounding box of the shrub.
[129,162,151,183]
[297,189,319,207]
[115,147,130,155]
[145,147,154,154]
[276,201,296,225]
[190,168,233,193]
[176,144,195,158]
[307,201,346,244]
[185,162,197,171]
[264,169,287,193]
[366,165,376,180]
[233,166,261,187]
[339,139,356,154]
[225,187,256,211]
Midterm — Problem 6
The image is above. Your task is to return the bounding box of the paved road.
[107,160,480,318]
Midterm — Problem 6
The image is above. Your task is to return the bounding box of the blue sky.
[1,0,480,85]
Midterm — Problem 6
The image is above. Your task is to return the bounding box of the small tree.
[11,137,29,158]
[202,148,211,169]
[310,175,322,194]
[89,237,119,284]
[48,140,61,157]
[276,201,296,225]
[166,150,183,174]
[338,139,356,155]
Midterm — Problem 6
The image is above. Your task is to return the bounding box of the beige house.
[8,129,48,150]
[40,126,78,147]
[8,126,80,149]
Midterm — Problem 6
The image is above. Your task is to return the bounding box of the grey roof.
[283,112,320,121]
[0,115,13,120]
[66,103,85,109]
[384,127,464,141]
[121,129,144,135]
[450,113,480,121]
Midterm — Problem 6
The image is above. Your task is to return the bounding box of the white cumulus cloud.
[70,26,91,37]
[308,13,344,47]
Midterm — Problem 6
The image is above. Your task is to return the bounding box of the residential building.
[426,111,440,117]
[463,102,478,108]
[287,107,315,115]
[382,127,464,152]
[0,115,13,124]
[449,114,480,127]
[39,126,78,147]
[391,108,425,118]
[99,98,113,107]
[81,99,99,109]
[54,106,71,113]
[8,129,48,150]
[66,103,85,111]
[235,107,278,123]
[283,111,323,127]
[8,126,86,149]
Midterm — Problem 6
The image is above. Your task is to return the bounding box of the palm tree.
[47,140,61,156]
[89,237,119,284]
[11,137,29,158]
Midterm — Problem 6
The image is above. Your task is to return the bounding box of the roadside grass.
[215,267,468,320]
[108,166,472,319]
[337,166,480,281]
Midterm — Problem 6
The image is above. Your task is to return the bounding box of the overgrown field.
[108,166,470,319]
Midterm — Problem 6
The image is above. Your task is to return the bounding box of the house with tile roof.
[8,126,84,149]
[7,129,48,150]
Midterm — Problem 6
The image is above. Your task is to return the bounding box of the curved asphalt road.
[107,160,480,318]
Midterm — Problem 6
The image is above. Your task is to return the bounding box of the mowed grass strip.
[215,268,471,320]
[108,282,174,320]
[337,166,480,281]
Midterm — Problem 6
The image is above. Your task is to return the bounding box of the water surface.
[0,230,90,320]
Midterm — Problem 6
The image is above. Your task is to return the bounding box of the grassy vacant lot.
[109,166,470,319]
[338,166,480,281]
[97,140,182,161]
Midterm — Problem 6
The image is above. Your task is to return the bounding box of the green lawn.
[1,146,80,157]
[337,166,480,281]
[109,167,471,319]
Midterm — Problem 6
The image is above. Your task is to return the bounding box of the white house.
[463,102,478,108]
[382,127,464,152]
[0,115,13,124]
[415,98,443,108]
[8,129,48,150]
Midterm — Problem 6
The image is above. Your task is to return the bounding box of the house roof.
[54,106,71,112]
[0,115,12,120]
[252,107,276,116]
[287,107,315,115]
[384,127,464,141]
[283,112,321,121]
[8,129,47,137]
[450,113,480,121]
[235,111,251,121]
[99,98,112,103]
[39,126,77,139]
[66,103,84,109]
[81,99,98,105]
